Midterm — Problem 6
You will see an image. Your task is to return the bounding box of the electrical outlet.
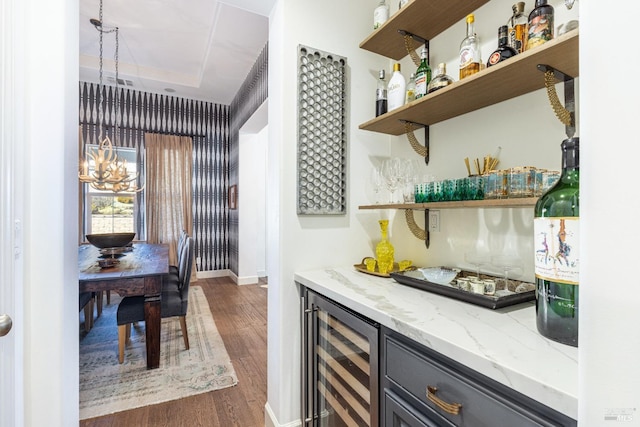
[428,210,440,232]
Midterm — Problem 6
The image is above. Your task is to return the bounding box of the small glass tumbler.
[468,175,484,200]
[364,257,377,272]
[456,177,469,201]
[508,167,526,198]
[430,181,443,202]
[443,179,457,201]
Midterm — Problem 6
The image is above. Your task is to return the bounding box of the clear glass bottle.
[414,47,431,99]
[374,0,389,30]
[387,63,406,111]
[375,69,387,117]
[487,25,518,67]
[405,73,416,104]
[526,0,554,50]
[534,137,579,347]
[459,14,481,79]
[399,0,408,8]
[508,2,528,54]
[427,63,454,94]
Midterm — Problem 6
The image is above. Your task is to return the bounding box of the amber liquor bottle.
[508,2,528,54]
[459,14,481,79]
[487,26,518,67]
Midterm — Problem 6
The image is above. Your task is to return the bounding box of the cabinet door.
[385,389,453,427]
[382,329,576,427]
[305,290,379,427]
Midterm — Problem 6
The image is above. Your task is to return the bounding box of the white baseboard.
[196,269,231,279]
[195,269,260,286]
[238,275,259,285]
[264,403,302,427]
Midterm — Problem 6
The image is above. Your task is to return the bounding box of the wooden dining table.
[78,242,169,369]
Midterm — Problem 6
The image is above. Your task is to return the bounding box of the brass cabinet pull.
[426,385,462,415]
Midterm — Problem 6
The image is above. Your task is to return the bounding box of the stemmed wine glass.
[370,166,384,204]
[491,254,523,292]
[464,251,490,278]
[381,158,401,203]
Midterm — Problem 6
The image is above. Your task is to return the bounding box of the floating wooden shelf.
[360,0,490,60]
[359,197,538,210]
[359,29,579,136]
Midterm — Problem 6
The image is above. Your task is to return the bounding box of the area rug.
[79,286,238,420]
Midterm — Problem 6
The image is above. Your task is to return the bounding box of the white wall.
[16,0,79,425]
[239,103,268,283]
[267,0,590,426]
[581,1,640,424]
[267,0,391,423]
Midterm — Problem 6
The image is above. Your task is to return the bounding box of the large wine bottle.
[534,137,579,347]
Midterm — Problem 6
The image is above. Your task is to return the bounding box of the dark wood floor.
[80,276,268,427]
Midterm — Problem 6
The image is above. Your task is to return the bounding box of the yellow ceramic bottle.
[375,219,395,274]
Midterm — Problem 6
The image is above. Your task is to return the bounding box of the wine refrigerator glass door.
[302,289,379,427]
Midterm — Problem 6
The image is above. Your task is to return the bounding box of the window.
[83,145,140,236]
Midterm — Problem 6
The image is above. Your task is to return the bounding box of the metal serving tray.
[390,268,535,310]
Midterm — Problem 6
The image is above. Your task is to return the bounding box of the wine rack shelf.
[359,28,579,136]
[359,197,538,211]
[360,0,490,60]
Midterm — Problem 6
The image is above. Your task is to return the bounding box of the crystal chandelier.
[79,0,142,193]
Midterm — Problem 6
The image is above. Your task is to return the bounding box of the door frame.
[1,0,25,424]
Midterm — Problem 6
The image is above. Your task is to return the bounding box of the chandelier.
[79,0,142,193]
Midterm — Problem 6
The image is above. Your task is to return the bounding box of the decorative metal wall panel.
[79,82,229,272]
[296,45,347,215]
[228,43,269,275]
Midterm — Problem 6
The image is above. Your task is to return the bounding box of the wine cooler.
[301,287,379,426]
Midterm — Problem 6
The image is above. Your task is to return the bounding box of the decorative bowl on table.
[86,232,135,249]
[419,267,460,285]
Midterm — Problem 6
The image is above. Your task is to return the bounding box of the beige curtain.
[145,133,194,279]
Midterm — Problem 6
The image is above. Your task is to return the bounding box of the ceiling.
[79,0,274,105]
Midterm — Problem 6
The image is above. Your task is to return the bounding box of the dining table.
[78,242,169,369]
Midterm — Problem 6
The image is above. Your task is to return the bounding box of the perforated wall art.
[297,45,347,215]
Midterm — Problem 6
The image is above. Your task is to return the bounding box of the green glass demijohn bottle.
[534,137,579,347]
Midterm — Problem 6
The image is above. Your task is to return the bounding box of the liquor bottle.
[508,2,528,54]
[374,0,389,30]
[534,137,579,347]
[487,26,518,67]
[405,73,416,104]
[399,0,408,8]
[427,63,454,93]
[375,69,387,117]
[526,0,554,50]
[387,63,406,111]
[414,47,431,99]
[459,14,481,79]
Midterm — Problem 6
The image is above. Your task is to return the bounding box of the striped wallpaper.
[228,43,269,275]
[79,82,230,271]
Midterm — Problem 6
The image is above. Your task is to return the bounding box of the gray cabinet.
[381,328,577,427]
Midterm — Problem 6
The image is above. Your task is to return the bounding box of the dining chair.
[79,292,94,333]
[169,229,188,275]
[116,235,194,363]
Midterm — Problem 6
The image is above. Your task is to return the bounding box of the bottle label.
[459,47,473,68]
[509,24,527,53]
[488,52,501,66]
[415,74,427,97]
[534,217,579,285]
[526,12,554,50]
[374,5,389,29]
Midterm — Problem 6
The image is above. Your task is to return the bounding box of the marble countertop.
[294,266,578,419]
